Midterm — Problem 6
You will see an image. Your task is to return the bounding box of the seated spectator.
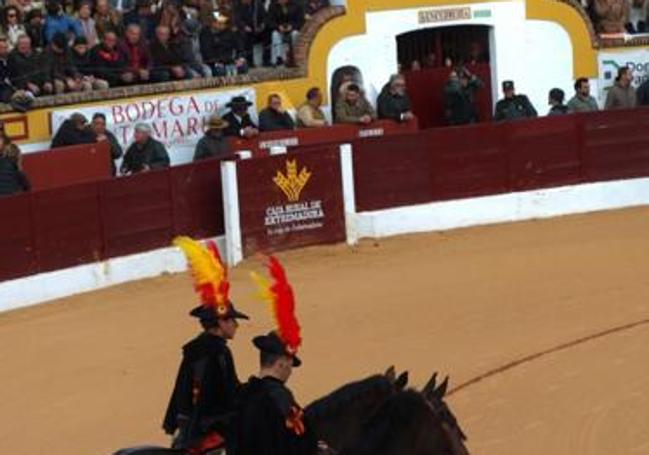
[0,137,30,196]
[72,36,109,89]
[0,38,15,103]
[548,88,568,116]
[297,86,328,127]
[605,66,636,109]
[121,122,170,174]
[222,95,259,138]
[51,112,96,147]
[193,114,231,161]
[234,0,268,66]
[150,25,188,81]
[94,0,123,39]
[626,0,647,32]
[118,24,151,84]
[494,80,537,121]
[90,30,128,87]
[3,6,27,50]
[9,34,53,96]
[199,13,247,77]
[443,67,483,125]
[77,1,98,47]
[25,9,45,51]
[91,112,122,176]
[258,94,295,132]
[177,18,211,78]
[567,77,599,112]
[335,83,376,125]
[377,74,414,122]
[157,0,182,38]
[305,0,329,20]
[124,0,156,41]
[43,0,83,44]
[46,32,86,93]
[267,0,304,66]
[593,0,629,33]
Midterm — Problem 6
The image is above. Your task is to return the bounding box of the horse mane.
[305,374,393,422]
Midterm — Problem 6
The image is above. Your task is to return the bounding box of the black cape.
[163,333,240,448]
[232,376,318,455]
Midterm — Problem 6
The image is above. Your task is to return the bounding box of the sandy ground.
[1,207,649,454]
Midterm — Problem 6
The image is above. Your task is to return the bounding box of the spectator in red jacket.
[90,30,129,87]
[118,23,151,84]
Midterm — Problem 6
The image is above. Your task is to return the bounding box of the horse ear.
[435,376,449,399]
[385,365,396,383]
[395,371,409,390]
[422,372,438,398]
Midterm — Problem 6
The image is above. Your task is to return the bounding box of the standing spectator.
[297,86,327,127]
[567,77,599,112]
[304,0,329,19]
[94,0,123,39]
[193,114,231,161]
[234,0,268,66]
[444,67,483,125]
[548,88,568,115]
[221,95,259,138]
[90,30,128,86]
[77,1,98,47]
[8,34,53,96]
[267,0,304,66]
[335,83,376,125]
[3,6,27,50]
[46,32,85,93]
[636,76,649,105]
[91,112,122,176]
[121,123,170,174]
[0,38,15,103]
[71,36,110,89]
[123,0,157,41]
[605,66,637,109]
[51,112,96,147]
[494,80,537,121]
[118,23,151,83]
[259,94,295,131]
[43,0,83,44]
[177,18,211,78]
[199,13,247,76]
[377,74,415,122]
[149,24,188,81]
[25,9,46,51]
[0,136,30,196]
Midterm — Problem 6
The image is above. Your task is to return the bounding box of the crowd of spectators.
[0,0,331,108]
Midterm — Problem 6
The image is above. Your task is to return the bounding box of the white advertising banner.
[598,48,649,105]
[50,87,257,165]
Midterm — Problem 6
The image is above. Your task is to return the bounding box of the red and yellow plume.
[251,256,302,354]
[174,236,231,316]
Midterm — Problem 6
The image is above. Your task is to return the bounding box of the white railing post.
[339,143,358,245]
[221,160,244,265]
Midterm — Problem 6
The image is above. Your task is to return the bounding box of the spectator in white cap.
[120,122,170,175]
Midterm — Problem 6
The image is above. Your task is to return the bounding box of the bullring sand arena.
[1,206,649,455]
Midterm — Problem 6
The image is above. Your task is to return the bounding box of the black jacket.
[199,27,244,65]
[0,156,30,196]
[163,333,241,447]
[121,137,170,174]
[150,39,184,68]
[637,79,649,106]
[444,78,483,125]
[100,130,123,176]
[494,94,537,121]
[8,49,49,88]
[46,47,80,81]
[194,132,232,161]
[266,2,305,30]
[71,49,95,77]
[234,0,267,34]
[51,120,97,148]
[222,111,257,137]
[259,108,295,132]
[548,105,569,116]
[232,376,318,455]
[90,43,127,87]
[377,85,412,121]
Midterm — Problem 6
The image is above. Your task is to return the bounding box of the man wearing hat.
[232,257,318,455]
[120,123,170,175]
[222,96,259,138]
[194,114,232,161]
[494,80,537,121]
[164,237,250,454]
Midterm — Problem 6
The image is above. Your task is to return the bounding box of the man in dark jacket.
[91,112,123,176]
[150,25,187,82]
[0,37,15,103]
[8,35,53,96]
[25,9,46,52]
[377,74,415,122]
[90,31,129,87]
[444,68,483,125]
[118,24,151,84]
[267,0,304,66]
[121,123,170,174]
[494,80,537,121]
[259,94,295,131]
[194,115,232,161]
[46,32,84,94]
[222,96,259,138]
[51,112,97,148]
[200,14,247,77]
[548,88,569,116]
[234,0,268,66]
[0,154,30,196]
[71,36,110,90]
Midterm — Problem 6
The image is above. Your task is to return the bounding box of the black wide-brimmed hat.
[190,301,249,324]
[253,331,302,367]
[226,96,253,108]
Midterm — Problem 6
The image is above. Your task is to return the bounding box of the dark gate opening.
[397,25,493,129]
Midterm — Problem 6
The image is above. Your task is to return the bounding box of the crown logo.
[273,160,311,202]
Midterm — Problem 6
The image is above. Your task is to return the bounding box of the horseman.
[232,257,319,455]
[163,237,249,455]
